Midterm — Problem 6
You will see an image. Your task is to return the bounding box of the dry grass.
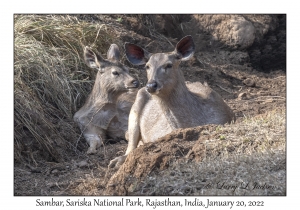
[131,151,285,196]
[14,14,117,163]
[129,109,286,196]
[206,109,285,158]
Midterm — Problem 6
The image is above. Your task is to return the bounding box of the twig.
[145,41,154,48]
[272,76,286,80]
[216,84,233,94]
[255,99,285,102]
[250,96,286,101]
[102,167,113,186]
[197,58,206,68]
[92,24,106,47]
[232,85,243,91]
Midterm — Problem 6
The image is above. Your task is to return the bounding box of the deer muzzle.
[146,81,158,93]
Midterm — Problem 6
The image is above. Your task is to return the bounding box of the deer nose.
[132,80,139,88]
[146,81,157,93]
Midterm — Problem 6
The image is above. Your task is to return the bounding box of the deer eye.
[166,63,173,69]
[112,71,119,76]
[145,65,150,70]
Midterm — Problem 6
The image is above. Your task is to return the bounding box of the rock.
[153,148,161,153]
[120,140,127,144]
[77,160,88,168]
[192,15,256,50]
[243,78,256,87]
[51,169,59,174]
[227,16,256,49]
[238,92,247,100]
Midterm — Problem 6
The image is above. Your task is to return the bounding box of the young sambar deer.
[73,44,139,154]
[109,35,235,167]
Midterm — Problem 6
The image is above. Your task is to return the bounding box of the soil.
[14,14,286,196]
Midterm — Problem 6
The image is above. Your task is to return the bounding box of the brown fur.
[109,36,235,168]
[74,44,139,154]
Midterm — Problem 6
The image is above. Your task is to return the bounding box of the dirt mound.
[105,125,214,195]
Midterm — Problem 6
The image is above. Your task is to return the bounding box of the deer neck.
[89,80,120,105]
[155,79,199,129]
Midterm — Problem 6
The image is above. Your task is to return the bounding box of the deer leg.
[125,110,141,155]
[76,115,105,154]
[83,126,106,155]
[109,110,141,168]
[84,133,102,154]
[125,130,129,141]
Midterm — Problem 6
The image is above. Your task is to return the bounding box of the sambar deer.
[74,44,139,154]
[109,35,235,167]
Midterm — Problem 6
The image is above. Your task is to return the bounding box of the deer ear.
[175,35,195,61]
[107,44,120,62]
[124,43,151,65]
[84,46,106,71]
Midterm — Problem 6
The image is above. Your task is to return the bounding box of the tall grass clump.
[14,14,117,164]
